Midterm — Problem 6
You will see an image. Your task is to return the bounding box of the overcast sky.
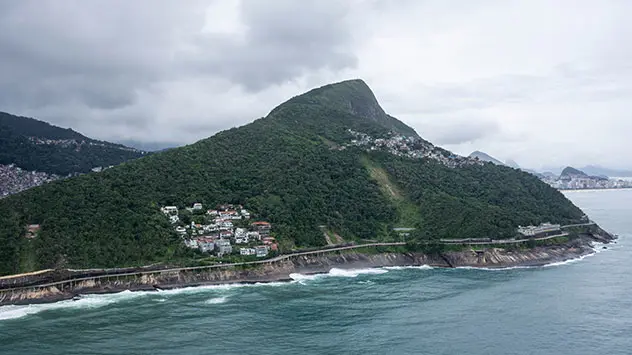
[1,0,630,170]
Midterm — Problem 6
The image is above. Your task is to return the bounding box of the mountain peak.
[560,166,587,178]
[274,79,419,138]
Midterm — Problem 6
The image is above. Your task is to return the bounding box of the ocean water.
[0,190,630,355]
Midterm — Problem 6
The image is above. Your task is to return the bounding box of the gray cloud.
[0,0,357,130]
[0,0,630,171]
[429,120,501,145]
[187,0,357,91]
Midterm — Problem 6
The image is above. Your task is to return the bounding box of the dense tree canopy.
[0,80,585,275]
[0,111,145,175]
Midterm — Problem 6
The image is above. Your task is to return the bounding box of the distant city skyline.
[1,0,630,170]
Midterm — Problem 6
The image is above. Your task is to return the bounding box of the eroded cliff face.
[0,239,608,306]
[444,245,594,268]
[0,253,446,305]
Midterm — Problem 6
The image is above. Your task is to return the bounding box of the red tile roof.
[252,221,271,226]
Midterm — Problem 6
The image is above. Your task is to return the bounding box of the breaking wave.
[328,268,389,277]
[0,282,288,321]
[456,248,606,271]
[205,296,228,305]
[0,290,145,321]
[289,267,391,284]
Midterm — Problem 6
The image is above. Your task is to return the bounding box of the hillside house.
[252,221,271,236]
[25,224,41,239]
[255,245,269,258]
[175,226,187,234]
[240,248,256,256]
[161,206,178,215]
[197,238,215,253]
[235,228,249,244]
[192,203,203,211]
[217,239,232,256]
[517,223,561,237]
[246,231,261,241]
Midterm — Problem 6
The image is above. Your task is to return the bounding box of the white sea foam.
[542,252,596,268]
[156,283,246,296]
[289,267,390,284]
[288,273,323,283]
[328,268,389,277]
[0,305,41,321]
[205,296,228,305]
[454,250,601,271]
[0,290,146,321]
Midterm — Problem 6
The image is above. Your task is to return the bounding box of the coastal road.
[561,222,595,229]
[0,228,585,292]
[439,232,570,245]
[0,242,408,292]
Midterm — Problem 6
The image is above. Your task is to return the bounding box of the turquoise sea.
[0,189,630,355]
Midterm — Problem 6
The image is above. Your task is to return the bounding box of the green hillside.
[0,111,146,175]
[0,79,584,275]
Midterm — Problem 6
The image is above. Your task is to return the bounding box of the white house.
[246,231,261,241]
[184,239,198,249]
[162,206,178,215]
[240,248,256,256]
[175,226,187,234]
[219,221,233,230]
[169,215,180,224]
[217,239,233,256]
[255,245,269,258]
[192,203,203,211]
[198,238,215,253]
[517,223,561,237]
[235,236,249,244]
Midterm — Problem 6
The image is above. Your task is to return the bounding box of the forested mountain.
[0,111,146,176]
[0,79,584,275]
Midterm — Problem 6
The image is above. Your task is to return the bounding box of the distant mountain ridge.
[468,151,505,166]
[560,166,588,178]
[578,165,632,178]
[0,111,146,176]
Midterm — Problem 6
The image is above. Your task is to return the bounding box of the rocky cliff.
[0,235,612,306]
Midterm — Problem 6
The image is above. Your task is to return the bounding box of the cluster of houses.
[517,223,562,237]
[0,164,60,198]
[345,129,483,168]
[543,175,632,190]
[161,203,277,258]
[28,136,142,153]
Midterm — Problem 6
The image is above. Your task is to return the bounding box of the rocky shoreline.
[0,233,614,307]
